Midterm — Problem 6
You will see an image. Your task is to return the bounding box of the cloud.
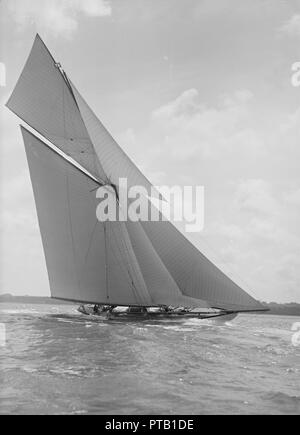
[6,0,112,39]
[0,169,47,295]
[151,88,262,161]
[280,106,300,139]
[280,14,300,38]
[232,179,300,248]
[202,177,300,302]
[0,62,6,88]
[211,179,284,246]
[119,89,300,302]
[152,88,200,120]
[284,188,300,206]
[234,179,278,217]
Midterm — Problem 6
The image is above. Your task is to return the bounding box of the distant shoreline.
[1,294,300,316]
[0,294,72,305]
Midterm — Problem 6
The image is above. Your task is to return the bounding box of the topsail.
[7,35,266,312]
[7,34,155,193]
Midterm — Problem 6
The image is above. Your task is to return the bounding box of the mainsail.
[21,126,209,309]
[8,35,266,312]
[21,127,151,306]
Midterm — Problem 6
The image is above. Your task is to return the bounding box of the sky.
[0,0,300,303]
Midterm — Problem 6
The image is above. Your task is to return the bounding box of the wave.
[1,309,39,315]
[264,391,300,408]
[259,344,289,356]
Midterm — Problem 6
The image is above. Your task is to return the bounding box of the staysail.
[8,35,266,312]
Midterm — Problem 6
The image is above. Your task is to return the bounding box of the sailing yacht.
[6,35,267,321]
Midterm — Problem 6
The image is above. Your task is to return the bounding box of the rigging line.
[62,70,79,111]
[65,77,107,180]
[104,222,109,302]
[53,62,105,181]
[110,224,148,306]
[77,217,99,290]
[120,229,151,306]
[199,236,249,295]
[137,219,182,299]
[62,74,81,293]
[53,57,79,111]
[178,249,199,297]
[108,230,135,286]
[140,203,195,296]
[197,233,255,295]
[110,224,142,305]
[108,225,142,296]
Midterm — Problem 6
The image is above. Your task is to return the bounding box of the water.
[0,303,299,415]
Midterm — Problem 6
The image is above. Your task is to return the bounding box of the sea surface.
[0,303,299,415]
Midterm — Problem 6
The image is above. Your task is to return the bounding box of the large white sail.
[140,206,264,311]
[69,81,156,195]
[21,126,153,306]
[7,34,155,195]
[125,220,210,309]
[69,83,265,312]
[7,35,107,182]
[9,35,266,312]
[22,126,207,308]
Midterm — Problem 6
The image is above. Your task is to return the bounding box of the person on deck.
[93,305,100,314]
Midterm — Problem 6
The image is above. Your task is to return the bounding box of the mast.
[104,222,109,302]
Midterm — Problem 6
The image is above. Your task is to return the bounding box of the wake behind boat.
[6,35,268,323]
